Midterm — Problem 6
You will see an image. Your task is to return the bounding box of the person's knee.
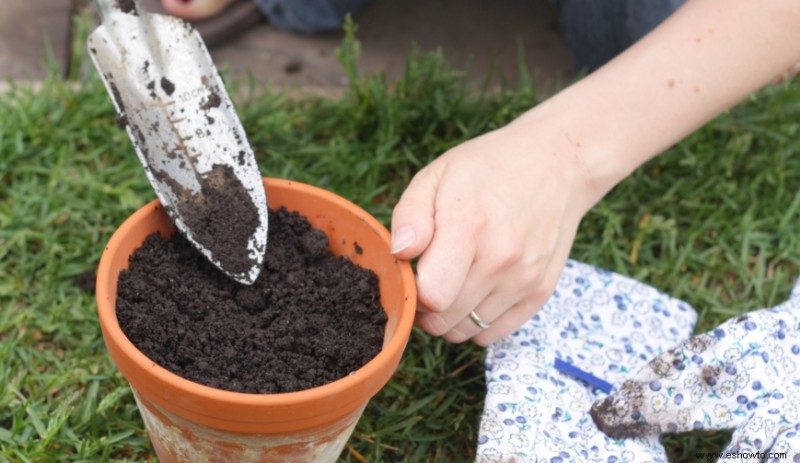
[552,0,685,72]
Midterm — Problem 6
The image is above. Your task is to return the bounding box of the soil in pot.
[115,206,388,394]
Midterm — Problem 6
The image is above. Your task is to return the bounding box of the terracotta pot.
[96,178,416,462]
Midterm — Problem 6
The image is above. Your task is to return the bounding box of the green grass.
[2,14,800,463]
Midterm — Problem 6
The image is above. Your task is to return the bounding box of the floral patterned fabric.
[591,278,800,462]
[476,260,698,463]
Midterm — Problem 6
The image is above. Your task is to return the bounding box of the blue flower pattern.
[476,260,698,462]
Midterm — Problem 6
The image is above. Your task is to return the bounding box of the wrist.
[509,0,800,213]
[509,86,641,213]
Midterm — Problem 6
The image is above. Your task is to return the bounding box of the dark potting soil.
[116,207,388,394]
[177,164,261,277]
[157,164,261,278]
[116,0,136,14]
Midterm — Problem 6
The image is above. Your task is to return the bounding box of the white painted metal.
[88,0,268,284]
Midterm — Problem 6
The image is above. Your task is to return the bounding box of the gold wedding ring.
[468,310,491,330]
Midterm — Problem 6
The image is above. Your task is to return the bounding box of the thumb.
[390,167,438,260]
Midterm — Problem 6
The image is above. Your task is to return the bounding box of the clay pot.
[96,178,416,462]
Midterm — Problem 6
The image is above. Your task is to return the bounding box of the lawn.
[1,15,799,463]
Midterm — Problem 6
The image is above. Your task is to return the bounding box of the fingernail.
[390,227,416,254]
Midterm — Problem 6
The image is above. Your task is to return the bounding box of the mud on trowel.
[88,0,268,285]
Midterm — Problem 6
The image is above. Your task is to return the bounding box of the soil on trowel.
[156,164,260,278]
[116,0,136,14]
[116,207,387,394]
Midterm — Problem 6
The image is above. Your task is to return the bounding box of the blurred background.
[2,0,575,94]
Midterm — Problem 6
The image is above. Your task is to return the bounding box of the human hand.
[590,296,800,461]
[390,116,605,345]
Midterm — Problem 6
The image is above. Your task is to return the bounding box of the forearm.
[516,0,800,206]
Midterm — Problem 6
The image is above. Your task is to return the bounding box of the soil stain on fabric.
[685,334,715,353]
[116,207,387,394]
[590,380,657,438]
[701,364,722,386]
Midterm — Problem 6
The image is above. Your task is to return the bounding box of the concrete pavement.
[1,0,574,93]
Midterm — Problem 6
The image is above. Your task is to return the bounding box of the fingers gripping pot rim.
[96,178,417,462]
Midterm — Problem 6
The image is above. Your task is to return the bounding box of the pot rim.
[97,177,416,410]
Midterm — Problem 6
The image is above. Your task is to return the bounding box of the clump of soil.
[160,77,175,96]
[200,92,221,110]
[116,0,136,14]
[157,164,261,278]
[116,207,387,394]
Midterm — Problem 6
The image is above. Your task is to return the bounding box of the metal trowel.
[88,0,268,285]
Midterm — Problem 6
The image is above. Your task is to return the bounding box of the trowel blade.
[88,2,267,284]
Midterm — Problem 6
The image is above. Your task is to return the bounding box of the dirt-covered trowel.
[88,0,268,285]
